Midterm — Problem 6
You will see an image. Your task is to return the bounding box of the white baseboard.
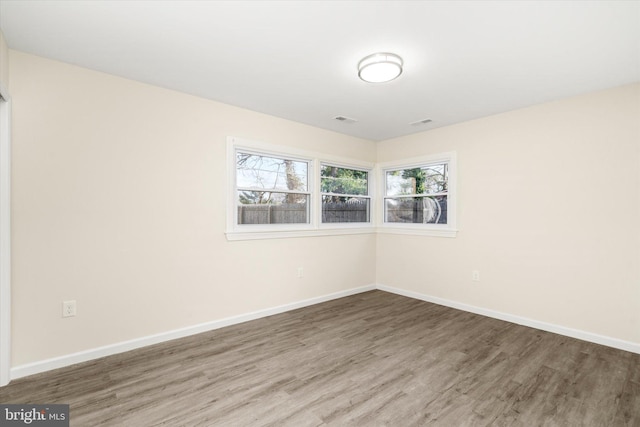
[10,284,376,381]
[10,282,638,381]
[377,284,640,355]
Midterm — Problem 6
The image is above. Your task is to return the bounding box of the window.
[227,137,375,240]
[384,164,448,224]
[320,164,370,223]
[228,138,454,239]
[379,152,457,237]
[236,151,311,225]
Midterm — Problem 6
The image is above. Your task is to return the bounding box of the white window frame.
[234,148,314,230]
[376,152,457,238]
[319,162,372,228]
[0,83,11,386]
[226,137,375,241]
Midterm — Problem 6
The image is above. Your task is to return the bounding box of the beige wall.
[377,83,640,344]
[0,31,8,89]
[9,51,377,365]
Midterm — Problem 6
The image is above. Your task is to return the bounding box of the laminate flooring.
[1,290,638,426]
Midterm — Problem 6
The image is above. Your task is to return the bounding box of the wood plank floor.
[1,290,639,426]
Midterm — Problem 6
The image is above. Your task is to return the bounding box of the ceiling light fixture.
[358,52,403,83]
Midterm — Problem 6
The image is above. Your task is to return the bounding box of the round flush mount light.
[358,52,403,83]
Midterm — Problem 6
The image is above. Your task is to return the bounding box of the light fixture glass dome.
[358,52,403,83]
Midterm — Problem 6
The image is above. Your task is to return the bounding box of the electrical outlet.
[297,267,304,278]
[62,300,76,317]
[472,270,480,282]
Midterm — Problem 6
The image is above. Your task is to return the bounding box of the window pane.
[386,170,416,196]
[237,191,309,224]
[423,164,448,194]
[237,152,308,191]
[384,196,447,224]
[322,196,370,223]
[320,165,368,195]
[386,164,447,196]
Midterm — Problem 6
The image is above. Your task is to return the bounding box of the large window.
[228,137,455,239]
[228,137,375,239]
[236,151,311,225]
[320,164,370,223]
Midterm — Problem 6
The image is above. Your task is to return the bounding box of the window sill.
[225,226,457,240]
[226,227,376,241]
[377,227,458,238]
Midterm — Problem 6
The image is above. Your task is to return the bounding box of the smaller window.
[320,164,370,224]
[384,163,448,225]
[379,152,456,237]
[236,151,311,225]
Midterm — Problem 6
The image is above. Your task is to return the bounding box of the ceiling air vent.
[333,116,358,124]
[410,118,433,126]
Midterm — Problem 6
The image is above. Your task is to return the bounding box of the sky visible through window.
[236,152,308,191]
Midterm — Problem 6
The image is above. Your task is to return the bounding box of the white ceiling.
[1,1,639,141]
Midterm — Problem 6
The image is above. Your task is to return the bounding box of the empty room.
[0,1,639,425]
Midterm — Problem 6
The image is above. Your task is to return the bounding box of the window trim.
[376,152,457,238]
[226,137,376,240]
